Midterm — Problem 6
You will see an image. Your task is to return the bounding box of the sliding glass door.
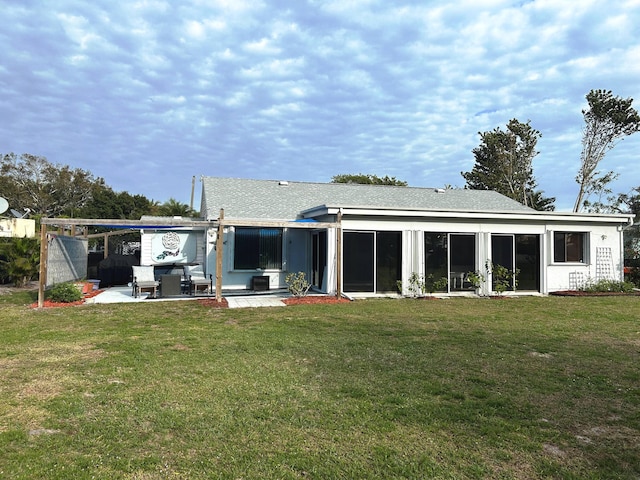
[516,234,540,291]
[344,232,375,292]
[425,233,477,292]
[491,234,540,292]
[376,231,402,293]
[449,234,476,291]
[312,231,327,290]
[343,231,402,293]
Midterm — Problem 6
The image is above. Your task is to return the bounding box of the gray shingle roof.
[201,177,534,220]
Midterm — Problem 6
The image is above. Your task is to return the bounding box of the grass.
[0,292,639,479]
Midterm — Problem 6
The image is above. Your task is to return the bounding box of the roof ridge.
[203,175,450,191]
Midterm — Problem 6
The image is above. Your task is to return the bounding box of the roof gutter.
[306,206,635,225]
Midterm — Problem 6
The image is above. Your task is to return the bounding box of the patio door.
[343,231,402,293]
[376,231,402,293]
[344,232,374,292]
[516,234,540,291]
[424,233,476,292]
[312,231,327,290]
[491,234,540,291]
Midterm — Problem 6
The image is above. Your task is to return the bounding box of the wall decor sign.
[151,231,197,264]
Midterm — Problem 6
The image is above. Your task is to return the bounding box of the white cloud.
[0,0,638,209]
[224,90,252,107]
[260,102,303,117]
[244,37,281,55]
[56,13,102,50]
[184,20,206,38]
[240,58,305,79]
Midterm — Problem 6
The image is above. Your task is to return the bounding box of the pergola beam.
[218,219,338,229]
[40,218,213,228]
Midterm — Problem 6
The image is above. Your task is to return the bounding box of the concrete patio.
[84,285,290,308]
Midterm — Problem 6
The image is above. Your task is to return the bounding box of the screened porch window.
[424,233,476,292]
[234,228,283,270]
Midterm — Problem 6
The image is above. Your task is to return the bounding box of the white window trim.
[550,231,590,265]
[229,227,288,272]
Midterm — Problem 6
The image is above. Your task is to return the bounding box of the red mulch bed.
[283,295,351,305]
[550,290,640,297]
[197,298,229,308]
[31,289,105,308]
[31,293,348,309]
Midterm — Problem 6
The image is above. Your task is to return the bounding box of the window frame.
[233,227,284,271]
[553,231,588,264]
[424,232,477,292]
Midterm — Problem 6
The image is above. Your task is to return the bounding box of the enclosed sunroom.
[200,177,634,297]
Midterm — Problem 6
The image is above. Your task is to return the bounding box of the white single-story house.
[138,177,635,297]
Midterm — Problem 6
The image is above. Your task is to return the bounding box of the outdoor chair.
[132,265,159,298]
[183,264,213,296]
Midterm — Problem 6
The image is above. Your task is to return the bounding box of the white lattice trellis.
[596,247,614,281]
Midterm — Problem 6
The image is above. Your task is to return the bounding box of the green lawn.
[0,293,639,479]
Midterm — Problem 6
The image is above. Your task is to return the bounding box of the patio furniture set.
[131,264,212,299]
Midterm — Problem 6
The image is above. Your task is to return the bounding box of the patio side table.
[160,274,182,297]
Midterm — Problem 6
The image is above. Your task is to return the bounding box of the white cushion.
[132,266,156,282]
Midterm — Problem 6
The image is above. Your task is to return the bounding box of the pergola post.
[215,209,224,302]
[37,223,49,308]
[335,210,342,298]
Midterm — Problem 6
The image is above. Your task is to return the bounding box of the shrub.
[486,262,519,295]
[580,279,635,293]
[0,238,40,287]
[47,282,83,303]
[426,275,448,294]
[625,266,640,287]
[285,272,311,297]
[402,272,423,297]
[400,273,447,297]
[466,271,485,289]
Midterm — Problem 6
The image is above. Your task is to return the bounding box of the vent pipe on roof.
[279,181,289,186]
[435,188,446,194]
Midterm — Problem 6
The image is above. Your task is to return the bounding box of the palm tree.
[157,198,197,217]
[0,237,40,287]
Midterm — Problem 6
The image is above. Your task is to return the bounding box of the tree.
[0,153,98,217]
[616,187,640,282]
[77,181,158,220]
[157,198,197,217]
[528,189,556,212]
[331,173,408,186]
[0,237,40,287]
[573,90,640,212]
[615,187,640,216]
[462,119,555,210]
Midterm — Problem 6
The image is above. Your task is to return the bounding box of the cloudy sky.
[2,0,639,211]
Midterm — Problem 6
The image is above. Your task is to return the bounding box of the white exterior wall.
[544,223,625,291]
[201,215,628,296]
[340,216,626,295]
[206,227,309,291]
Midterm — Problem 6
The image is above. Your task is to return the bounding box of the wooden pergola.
[38,210,342,307]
